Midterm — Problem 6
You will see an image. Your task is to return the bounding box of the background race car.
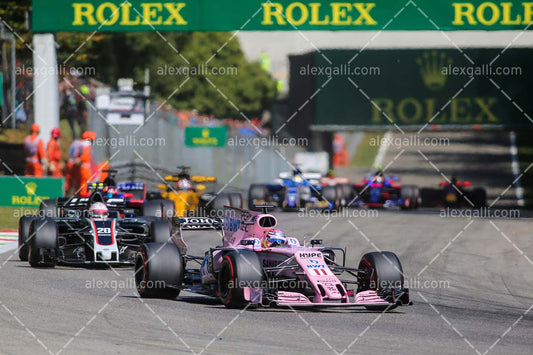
[420,178,487,208]
[147,166,242,217]
[18,204,172,267]
[348,173,421,209]
[135,206,411,310]
[248,170,350,211]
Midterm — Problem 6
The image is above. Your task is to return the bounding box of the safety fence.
[89,107,304,192]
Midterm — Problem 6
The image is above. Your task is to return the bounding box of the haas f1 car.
[420,178,487,208]
[135,206,411,310]
[18,198,172,267]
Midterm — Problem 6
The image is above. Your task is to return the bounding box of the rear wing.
[171,217,223,231]
[117,182,145,191]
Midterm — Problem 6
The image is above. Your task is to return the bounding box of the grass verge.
[0,207,38,230]
[350,132,384,168]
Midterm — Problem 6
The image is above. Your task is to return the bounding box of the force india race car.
[135,206,411,310]
[18,199,172,267]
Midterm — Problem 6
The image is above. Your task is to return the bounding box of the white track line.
[372,131,392,169]
[509,131,525,207]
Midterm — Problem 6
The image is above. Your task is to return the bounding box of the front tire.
[28,218,57,268]
[135,243,183,299]
[218,250,264,308]
[18,215,38,261]
[357,251,405,311]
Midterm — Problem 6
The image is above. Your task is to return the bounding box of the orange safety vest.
[47,139,61,163]
[24,135,45,164]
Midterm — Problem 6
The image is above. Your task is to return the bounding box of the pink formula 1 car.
[135,206,411,310]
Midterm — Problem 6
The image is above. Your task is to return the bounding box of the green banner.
[290,48,533,129]
[32,0,533,32]
[185,126,227,147]
[0,177,64,207]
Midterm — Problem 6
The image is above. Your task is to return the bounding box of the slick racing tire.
[135,243,183,299]
[419,188,440,207]
[18,215,38,261]
[229,193,243,209]
[39,199,58,218]
[340,184,354,207]
[146,191,162,200]
[357,251,405,311]
[400,185,420,210]
[470,188,487,208]
[142,200,164,218]
[211,193,243,215]
[248,184,267,210]
[149,219,172,243]
[321,185,340,210]
[28,218,57,268]
[161,199,175,219]
[218,250,264,309]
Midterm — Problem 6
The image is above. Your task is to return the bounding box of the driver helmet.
[89,202,109,219]
[176,179,193,191]
[264,229,287,248]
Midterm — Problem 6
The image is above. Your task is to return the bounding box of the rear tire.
[142,199,167,218]
[135,243,183,299]
[248,184,267,210]
[18,215,38,261]
[228,193,243,209]
[470,188,487,208]
[340,184,353,207]
[400,185,419,210]
[218,250,264,308]
[321,185,339,210]
[357,251,404,311]
[39,199,57,218]
[28,218,57,268]
[211,193,240,215]
[161,199,175,219]
[420,188,440,207]
[149,219,172,243]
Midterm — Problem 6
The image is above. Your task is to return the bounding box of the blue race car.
[248,170,343,211]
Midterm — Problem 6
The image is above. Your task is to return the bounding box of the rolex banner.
[0,177,64,207]
[289,48,533,129]
[32,0,533,32]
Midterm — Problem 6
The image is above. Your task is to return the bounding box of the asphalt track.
[1,210,532,355]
